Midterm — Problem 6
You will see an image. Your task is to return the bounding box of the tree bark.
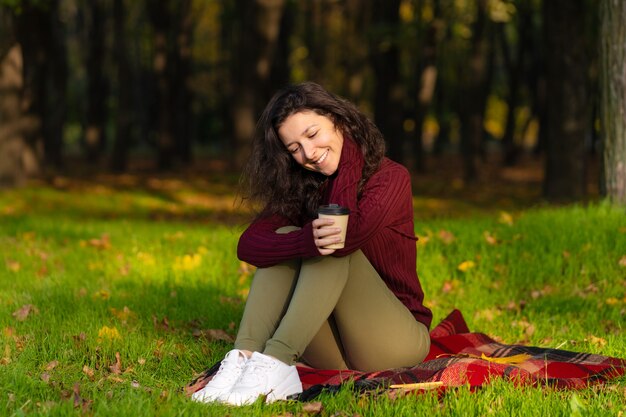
[0,43,40,186]
[370,0,404,164]
[413,0,443,172]
[83,0,108,163]
[499,0,531,166]
[110,0,132,172]
[231,0,285,170]
[458,0,492,182]
[14,0,67,170]
[599,0,626,205]
[542,0,590,201]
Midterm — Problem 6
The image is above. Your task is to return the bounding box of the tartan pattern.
[185,309,626,399]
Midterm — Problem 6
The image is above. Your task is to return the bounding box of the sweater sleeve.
[237,214,320,268]
[326,139,417,256]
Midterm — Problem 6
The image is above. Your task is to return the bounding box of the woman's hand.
[312,218,343,255]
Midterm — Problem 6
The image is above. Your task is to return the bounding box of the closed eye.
[288,145,300,154]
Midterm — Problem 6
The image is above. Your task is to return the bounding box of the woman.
[192,82,432,406]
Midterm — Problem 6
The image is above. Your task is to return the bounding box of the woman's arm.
[237,215,320,268]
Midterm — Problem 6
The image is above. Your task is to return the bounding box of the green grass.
[0,181,624,416]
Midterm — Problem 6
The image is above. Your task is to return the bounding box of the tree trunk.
[173,0,194,165]
[542,0,590,201]
[0,43,40,186]
[599,0,626,205]
[147,0,176,170]
[458,0,492,182]
[14,0,66,170]
[231,0,285,170]
[413,0,442,172]
[370,0,404,164]
[110,0,132,172]
[499,0,531,166]
[83,0,108,163]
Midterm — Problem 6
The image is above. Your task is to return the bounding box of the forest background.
[0,0,625,205]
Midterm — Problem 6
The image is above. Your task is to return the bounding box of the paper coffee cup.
[317,204,350,249]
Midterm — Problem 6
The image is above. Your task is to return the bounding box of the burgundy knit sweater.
[237,137,432,328]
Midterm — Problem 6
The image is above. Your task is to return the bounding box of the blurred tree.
[147,0,194,170]
[458,0,493,182]
[82,0,108,163]
[230,0,286,170]
[542,0,591,200]
[498,0,532,166]
[411,0,443,172]
[11,0,67,170]
[110,0,132,172]
[370,0,405,164]
[0,9,39,185]
[599,0,626,205]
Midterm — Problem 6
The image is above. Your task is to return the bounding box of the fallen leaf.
[41,372,51,383]
[483,231,498,245]
[93,289,111,300]
[110,306,136,324]
[618,255,626,268]
[45,360,59,371]
[109,352,123,375]
[197,329,235,343]
[131,380,140,388]
[87,234,111,250]
[606,297,620,305]
[302,401,324,414]
[82,365,95,381]
[98,326,121,342]
[498,211,514,226]
[6,260,21,272]
[438,230,456,244]
[138,358,146,365]
[587,335,607,348]
[457,260,475,272]
[12,304,39,321]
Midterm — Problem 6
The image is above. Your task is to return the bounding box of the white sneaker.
[220,352,303,406]
[191,349,248,403]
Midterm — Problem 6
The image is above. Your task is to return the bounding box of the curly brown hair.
[239,82,386,222]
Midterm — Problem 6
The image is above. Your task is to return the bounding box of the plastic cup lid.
[318,204,350,215]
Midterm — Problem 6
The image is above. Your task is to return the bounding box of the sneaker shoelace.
[213,353,245,384]
[238,355,274,386]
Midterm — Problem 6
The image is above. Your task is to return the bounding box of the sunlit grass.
[0,180,624,416]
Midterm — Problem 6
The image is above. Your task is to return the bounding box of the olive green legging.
[234,230,430,372]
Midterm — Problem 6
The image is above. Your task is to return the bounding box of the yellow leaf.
[618,255,626,267]
[498,211,514,226]
[457,260,475,272]
[605,297,619,305]
[173,253,202,272]
[480,353,532,365]
[587,335,607,347]
[98,326,121,342]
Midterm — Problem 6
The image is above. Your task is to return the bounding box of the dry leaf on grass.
[302,401,324,414]
[109,352,123,375]
[438,230,456,244]
[82,365,95,381]
[12,304,39,321]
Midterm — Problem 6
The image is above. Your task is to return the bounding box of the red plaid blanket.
[186,310,626,399]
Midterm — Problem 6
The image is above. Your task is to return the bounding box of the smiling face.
[277,111,344,176]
